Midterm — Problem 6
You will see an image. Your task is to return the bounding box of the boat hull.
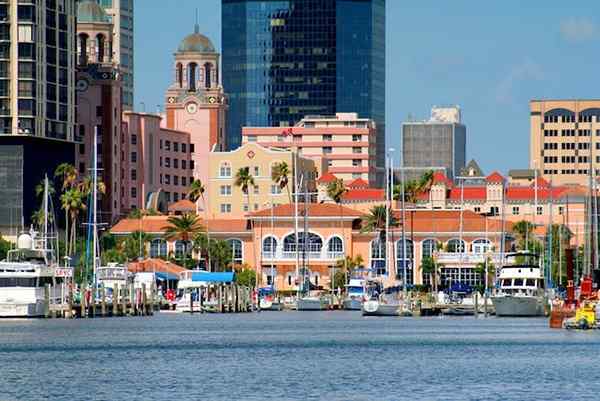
[362,300,399,316]
[0,302,45,318]
[492,296,544,317]
[259,299,283,311]
[297,298,328,311]
[343,298,363,311]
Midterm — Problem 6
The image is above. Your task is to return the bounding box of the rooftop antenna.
[194,9,199,33]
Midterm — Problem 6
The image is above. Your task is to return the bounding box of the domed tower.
[76,0,114,66]
[164,24,228,190]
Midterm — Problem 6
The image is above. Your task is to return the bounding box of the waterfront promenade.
[1,313,600,400]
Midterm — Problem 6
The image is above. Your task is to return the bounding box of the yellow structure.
[207,143,319,218]
[530,99,600,185]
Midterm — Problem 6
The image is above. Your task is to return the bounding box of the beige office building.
[531,99,600,185]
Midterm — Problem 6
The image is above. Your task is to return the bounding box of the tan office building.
[531,99,600,185]
[207,143,319,219]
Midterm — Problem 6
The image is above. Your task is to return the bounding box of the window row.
[159,157,193,170]
[160,174,189,187]
[160,139,193,153]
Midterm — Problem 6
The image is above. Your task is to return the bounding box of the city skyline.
[135,0,600,174]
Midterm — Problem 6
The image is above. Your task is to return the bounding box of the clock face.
[208,96,217,104]
[186,103,198,114]
[167,97,176,104]
[76,79,89,92]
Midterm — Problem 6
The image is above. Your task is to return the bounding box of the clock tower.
[164,24,228,190]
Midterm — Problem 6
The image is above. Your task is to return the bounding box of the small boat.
[259,287,283,311]
[362,294,400,316]
[491,252,546,317]
[297,293,329,311]
[343,278,366,310]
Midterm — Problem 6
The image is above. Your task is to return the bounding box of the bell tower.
[164,23,228,188]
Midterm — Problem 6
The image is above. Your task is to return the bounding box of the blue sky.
[135,0,599,174]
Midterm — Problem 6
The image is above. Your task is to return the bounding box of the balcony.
[262,248,344,261]
[435,252,504,266]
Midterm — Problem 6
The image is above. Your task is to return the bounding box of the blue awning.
[155,272,179,281]
[191,271,235,283]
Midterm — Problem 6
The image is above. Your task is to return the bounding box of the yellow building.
[207,143,318,218]
[531,99,600,185]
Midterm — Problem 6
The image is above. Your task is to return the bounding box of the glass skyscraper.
[222,0,385,178]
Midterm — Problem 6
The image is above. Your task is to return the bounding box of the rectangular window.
[537,206,543,215]
[181,143,186,153]
[323,146,332,154]
[174,176,179,186]
[165,140,171,151]
[131,169,137,181]
[130,152,137,163]
[352,147,362,154]
[271,185,282,195]
[254,185,259,195]
[181,177,186,187]
[182,160,187,170]
[190,160,195,170]
[474,207,481,213]
[131,187,137,198]
[159,139,163,149]
[131,134,137,145]
[247,135,257,142]
[17,25,33,42]
[322,134,332,141]
[190,144,195,153]
[512,206,519,215]
[173,142,179,152]
[174,159,179,169]
[254,166,259,176]
[352,134,362,142]
[352,159,361,167]
[173,192,179,202]
[558,206,564,215]
[220,204,231,213]
[165,174,171,185]
[220,185,232,196]
[165,157,170,168]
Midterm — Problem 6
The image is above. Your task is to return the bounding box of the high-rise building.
[76,0,122,223]
[222,0,385,182]
[97,0,134,110]
[530,99,600,186]
[0,0,78,233]
[401,106,466,182]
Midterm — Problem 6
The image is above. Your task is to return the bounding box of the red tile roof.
[485,171,505,183]
[317,172,338,184]
[432,171,453,187]
[387,209,512,233]
[168,199,196,212]
[128,259,187,275]
[448,187,487,200]
[110,216,249,234]
[342,188,385,202]
[250,203,363,218]
[347,178,369,189]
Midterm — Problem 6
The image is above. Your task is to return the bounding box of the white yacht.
[492,252,546,317]
[96,263,131,300]
[0,232,60,318]
[343,279,366,310]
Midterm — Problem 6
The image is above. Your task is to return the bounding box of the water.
[1,312,600,401]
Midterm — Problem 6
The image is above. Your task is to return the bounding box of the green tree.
[271,161,292,205]
[361,205,398,240]
[235,267,257,287]
[121,231,151,261]
[0,235,12,260]
[334,254,364,287]
[420,256,439,292]
[192,232,211,270]
[101,248,127,265]
[234,166,257,278]
[475,258,495,292]
[209,239,233,272]
[60,188,86,255]
[327,178,347,291]
[54,163,78,190]
[163,213,204,268]
[332,270,347,290]
[188,179,211,269]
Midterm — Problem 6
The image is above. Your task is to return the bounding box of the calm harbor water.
[1,312,600,401]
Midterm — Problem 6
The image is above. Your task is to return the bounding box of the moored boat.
[343,279,366,310]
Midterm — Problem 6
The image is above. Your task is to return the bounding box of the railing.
[435,252,503,265]
[263,249,344,261]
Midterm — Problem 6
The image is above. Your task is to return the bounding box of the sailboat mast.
[92,126,99,287]
[43,175,49,249]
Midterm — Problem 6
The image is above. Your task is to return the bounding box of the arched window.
[150,238,167,258]
[188,62,198,91]
[446,239,465,253]
[422,239,438,259]
[227,239,243,265]
[396,239,414,285]
[580,108,600,123]
[544,108,575,123]
[176,63,183,88]
[370,238,386,275]
[472,239,491,254]
[175,240,191,258]
[96,34,105,62]
[283,232,323,255]
[262,236,277,258]
[78,33,89,65]
[219,162,231,178]
[204,62,212,88]
[327,236,343,258]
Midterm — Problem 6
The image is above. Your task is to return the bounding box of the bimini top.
[191,271,234,283]
[77,0,110,23]
[178,24,216,53]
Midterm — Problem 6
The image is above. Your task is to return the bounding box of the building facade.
[402,106,466,182]
[0,0,78,232]
[76,0,122,223]
[111,207,511,291]
[207,142,318,219]
[164,24,227,190]
[530,99,600,186]
[97,0,134,109]
[121,112,193,212]
[222,0,386,178]
[242,113,378,186]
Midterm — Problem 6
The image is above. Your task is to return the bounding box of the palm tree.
[271,161,292,205]
[60,188,86,255]
[54,163,78,190]
[121,231,151,261]
[417,170,434,193]
[34,179,56,198]
[78,175,106,197]
[327,178,347,291]
[192,232,210,270]
[512,220,533,250]
[209,239,233,272]
[334,254,364,286]
[234,167,257,276]
[361,205,398,238]
[188,179,212,270]
[162,213,204,267]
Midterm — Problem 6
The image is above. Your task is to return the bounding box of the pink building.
[164,25,228,191]
[75,2,122,223]
[242,113,379,187]
[121,112,194,212]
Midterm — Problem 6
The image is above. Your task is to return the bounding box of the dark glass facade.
[222,0,385,174]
